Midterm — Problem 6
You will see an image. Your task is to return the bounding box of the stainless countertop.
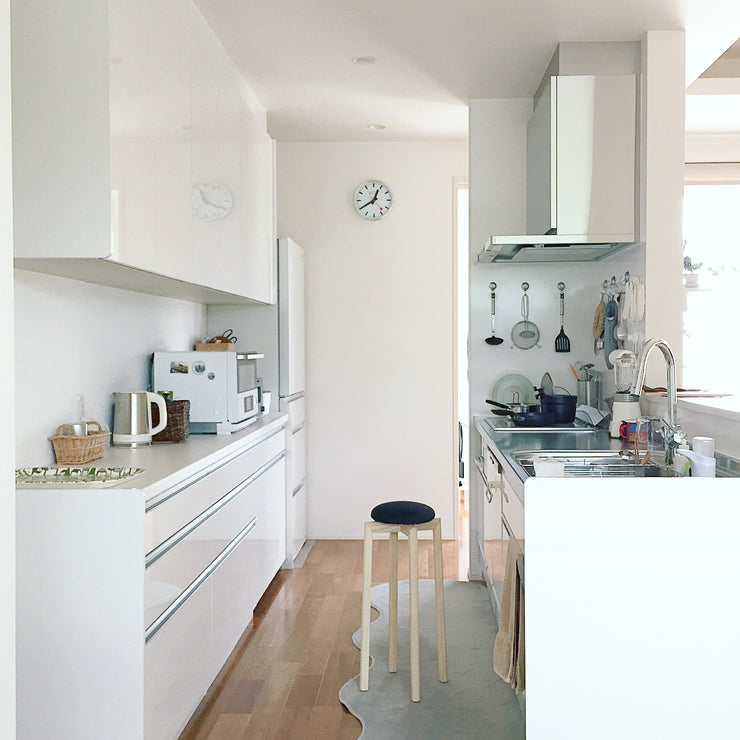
[475,415,738,484]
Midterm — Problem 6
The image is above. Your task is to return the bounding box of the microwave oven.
[152,351,264,434]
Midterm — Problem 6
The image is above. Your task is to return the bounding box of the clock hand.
[358,198,375,209]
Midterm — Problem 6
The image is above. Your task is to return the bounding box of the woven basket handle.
[86,420,104,433]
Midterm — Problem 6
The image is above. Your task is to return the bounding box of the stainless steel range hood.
[478,234,635,263]
[478,74,638,264]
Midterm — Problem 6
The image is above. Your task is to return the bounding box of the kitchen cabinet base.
[14,257,265,305]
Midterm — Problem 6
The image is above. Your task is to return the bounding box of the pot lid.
[540,372,554,396]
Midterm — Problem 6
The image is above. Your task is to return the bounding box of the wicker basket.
[49,421,109,464]
[152,399,190,443]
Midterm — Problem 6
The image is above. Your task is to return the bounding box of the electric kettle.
[112,391,168,447]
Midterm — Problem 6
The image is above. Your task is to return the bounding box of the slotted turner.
[555,281,571,353]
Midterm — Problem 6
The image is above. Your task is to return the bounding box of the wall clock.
[353,180,393,220]
[191,181,233,221]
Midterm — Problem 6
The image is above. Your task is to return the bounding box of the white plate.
[491,374,537,406]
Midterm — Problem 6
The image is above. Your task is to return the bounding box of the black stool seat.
[371,501,435,526]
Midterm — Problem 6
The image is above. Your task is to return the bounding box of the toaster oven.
[152,351,264,434]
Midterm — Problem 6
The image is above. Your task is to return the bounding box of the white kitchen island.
[16,413,288,740]
[473,416,740,740]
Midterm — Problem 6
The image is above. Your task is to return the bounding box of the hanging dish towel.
[592,300,605,339]
[603,298,618,368]
[493,539,525,690]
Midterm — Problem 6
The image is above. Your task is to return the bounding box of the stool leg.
[360,523,373,691]
[388,530,399,673]
[433,518,448,683]
[408,526,420,702]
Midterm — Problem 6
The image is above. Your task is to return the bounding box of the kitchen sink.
[512,450,680,478]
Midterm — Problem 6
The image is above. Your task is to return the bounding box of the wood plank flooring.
[180,538,463,740]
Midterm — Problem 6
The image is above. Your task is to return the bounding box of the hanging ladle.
[485,281,504,345]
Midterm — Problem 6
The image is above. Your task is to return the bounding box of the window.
[682,164,740,391]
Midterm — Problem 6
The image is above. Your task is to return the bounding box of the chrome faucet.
[631,338,687,464]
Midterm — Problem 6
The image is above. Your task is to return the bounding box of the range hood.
[478,234,635,263]
[478,74,638,264]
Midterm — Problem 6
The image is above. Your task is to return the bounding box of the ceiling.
[193,0,740,142]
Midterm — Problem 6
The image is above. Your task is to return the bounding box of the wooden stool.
[359,501,447,702]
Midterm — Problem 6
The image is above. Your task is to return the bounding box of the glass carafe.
[614,355,637,392]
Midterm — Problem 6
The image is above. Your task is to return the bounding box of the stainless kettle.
[112,391,167,447]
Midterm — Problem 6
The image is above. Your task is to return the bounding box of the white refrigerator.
[206,236,307,567]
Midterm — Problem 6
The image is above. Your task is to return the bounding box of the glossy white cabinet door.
[211,458,286,669]
[144,429,286,553]
[289,481,308,562]
[145,578,212,740]
[17,490,144,740]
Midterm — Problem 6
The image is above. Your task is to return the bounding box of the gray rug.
[339,580,525,739]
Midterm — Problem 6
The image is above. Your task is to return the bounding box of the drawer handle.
[145,516,258,643]
[146,451,285,568]
[147,426,285,512]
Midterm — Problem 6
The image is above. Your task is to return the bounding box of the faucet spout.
[631,338,679,428]
[631,338,687,461]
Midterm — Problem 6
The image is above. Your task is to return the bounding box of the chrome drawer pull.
[146,451,285,567]
[145,516,258,643]
[146,426,285,512]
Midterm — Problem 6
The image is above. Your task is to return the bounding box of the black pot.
[540,394,577,424]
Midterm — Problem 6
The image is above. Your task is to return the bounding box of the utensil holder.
[577,380,600,407]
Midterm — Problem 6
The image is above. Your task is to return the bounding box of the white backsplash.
[469,254,644,414]
[14,269,206,466]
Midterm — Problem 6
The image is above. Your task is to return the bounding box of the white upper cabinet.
[12,0,276,305]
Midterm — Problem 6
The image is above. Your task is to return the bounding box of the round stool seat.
[371,500,435,526]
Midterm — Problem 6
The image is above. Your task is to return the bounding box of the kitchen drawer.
[501,479,524,542]
[145,574,212,740]
[144,453,283,628]
[483,443,501,484]
[291,425,306,490]
[145,428,286,553]
[287,481,307,562]
[212,458,286,666]
[287,396,305,429]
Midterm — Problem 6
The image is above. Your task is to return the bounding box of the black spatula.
[555,281,571,353]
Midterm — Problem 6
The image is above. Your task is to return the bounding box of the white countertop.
[17,412,289,501]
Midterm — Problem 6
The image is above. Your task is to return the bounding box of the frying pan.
[485,398,540,415]
[489,407,558,426]
[487,400,557,426]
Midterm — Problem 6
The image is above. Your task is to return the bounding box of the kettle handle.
[148,392,168,436]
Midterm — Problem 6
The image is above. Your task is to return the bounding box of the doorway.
[454,179,469,579]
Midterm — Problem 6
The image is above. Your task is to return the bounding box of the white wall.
[14,269,206,466]
[0,0,15,732]
[276,141,467,540]
[641,31,686,383]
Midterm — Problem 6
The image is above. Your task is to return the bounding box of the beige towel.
[493,539,525,690]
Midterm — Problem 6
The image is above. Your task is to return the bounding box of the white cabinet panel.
[145,429,285,553]
[212,458,285,667]
[145,579,212,740]
[289,482,308,562]
[291,425,307,489]
[13,0,275,304]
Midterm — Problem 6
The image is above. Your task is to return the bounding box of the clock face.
[191,181,233,221]
[353,180,393,220]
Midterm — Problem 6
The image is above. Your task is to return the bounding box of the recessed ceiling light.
[367,124,386,130]
[352,56,377,65]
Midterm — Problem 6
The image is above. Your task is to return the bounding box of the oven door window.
[236,358,257,392]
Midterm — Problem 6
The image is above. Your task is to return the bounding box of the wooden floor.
[180,537,464,740]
